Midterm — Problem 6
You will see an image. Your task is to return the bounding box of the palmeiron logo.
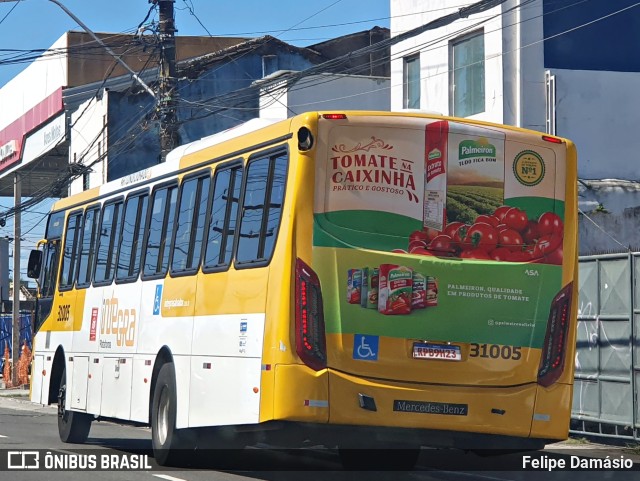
[428,148,442,160]
[389,270,412,281]
[458,139,497,163]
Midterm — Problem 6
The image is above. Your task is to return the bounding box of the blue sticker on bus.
[153,285,162,315]
[353,334,379,361]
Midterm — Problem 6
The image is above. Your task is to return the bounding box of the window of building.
[404,54,421,109]
[76,206,100,288]
[116,191,149,282]
[171,173,211,274]
[236,150,288,266]
[94,199,124,285]
[451,30,485,117]
[204,164,243,271]
[59,211,83,290]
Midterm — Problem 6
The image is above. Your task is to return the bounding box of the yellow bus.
[27,111,578,468]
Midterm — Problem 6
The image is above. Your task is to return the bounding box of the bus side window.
[171,173,210,275]
[117,192,148,282]
[94,200,124,285]
[76,207,100,288]
[236,151,288,265]
[59,211,83,291]
[142,184,178,279]
[204,165,243,270]
[41,240,60,298]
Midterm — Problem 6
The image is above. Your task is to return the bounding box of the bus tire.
[151,362,194,466]
[57,367,92,443]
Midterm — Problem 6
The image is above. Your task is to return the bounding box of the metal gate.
[571,253,639,440]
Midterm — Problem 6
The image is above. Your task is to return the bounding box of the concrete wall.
[260,74,390,119]
[69,93,109,196]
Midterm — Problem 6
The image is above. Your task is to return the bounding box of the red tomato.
[474,215,499,228]
[533,234,563,257]
[460,249,491,260]
[447,223,469,249]
[521,220,540,244]
[538,212,564,236]
[461,223,498,252]
[428,234,454,254]
[489,247,512,261]
[408,239,427,251]
[493,205,512,222]
[423,227,442,242]
[409,230,431,244]
[544,245,563,265]
[504,207,529,232]
[391,249,407,253]
[443,221,465,238]
[498,229,524,252]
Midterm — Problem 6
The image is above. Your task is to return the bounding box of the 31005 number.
[469,343,522,360]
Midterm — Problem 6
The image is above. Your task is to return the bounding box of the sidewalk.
[0,379,30,398]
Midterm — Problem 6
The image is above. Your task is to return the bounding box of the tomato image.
[461,223,498,252]
[408,239,427,252]
[537,212,563,236]
[521,220,540,244]
[503,207,529,232]
[428,234,454,254]
[443,221,465,238]
[474,215,499,228]
[489,247,512,261]
[409,230,431,244]
[498,229,524,251]
[533,234,563,257]
[493,205,512,223]
[460,249,491,260]
[391,249,408,253]
[545,245,563,265]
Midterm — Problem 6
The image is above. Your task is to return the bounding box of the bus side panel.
[531,383,573,440]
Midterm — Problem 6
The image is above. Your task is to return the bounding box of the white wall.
[390,0,505,122]
[0,33,68,131]
[69,92,109,196]
[259,74,390,119]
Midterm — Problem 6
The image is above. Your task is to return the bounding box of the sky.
[0,0,390,88]
[0,0,390,280]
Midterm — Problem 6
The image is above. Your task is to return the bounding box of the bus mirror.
[27,250,43,279]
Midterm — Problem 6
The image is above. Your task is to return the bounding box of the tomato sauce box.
[411,272,427,309]
[368,267,380,309]
[426,276,438,307]
[423,120,449,232]
[378,264,413,315]
[347,269,362,304]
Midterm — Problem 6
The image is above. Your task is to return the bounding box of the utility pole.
[157,0,180,161]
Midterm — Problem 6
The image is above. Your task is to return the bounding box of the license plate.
[412,342,461,361]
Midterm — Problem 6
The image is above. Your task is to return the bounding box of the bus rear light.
[295,258,327,371]
[537,283,573,387]
[542,135,563,144]
[322,113,347,120]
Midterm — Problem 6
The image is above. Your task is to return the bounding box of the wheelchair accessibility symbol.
[353,334,379,361]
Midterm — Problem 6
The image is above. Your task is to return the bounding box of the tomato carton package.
[411,272,427,309]
[367,267,379,309]
[346,269,362,304]
[426,276,438,307]
[378,264,413,315]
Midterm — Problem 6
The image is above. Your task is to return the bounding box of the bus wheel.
[57,367,92,443]
[151,362,194,466]
[338,447,420,470]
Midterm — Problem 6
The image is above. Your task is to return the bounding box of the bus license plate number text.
[413,343,461,361]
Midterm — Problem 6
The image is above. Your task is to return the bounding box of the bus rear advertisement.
[27,111,578,468]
